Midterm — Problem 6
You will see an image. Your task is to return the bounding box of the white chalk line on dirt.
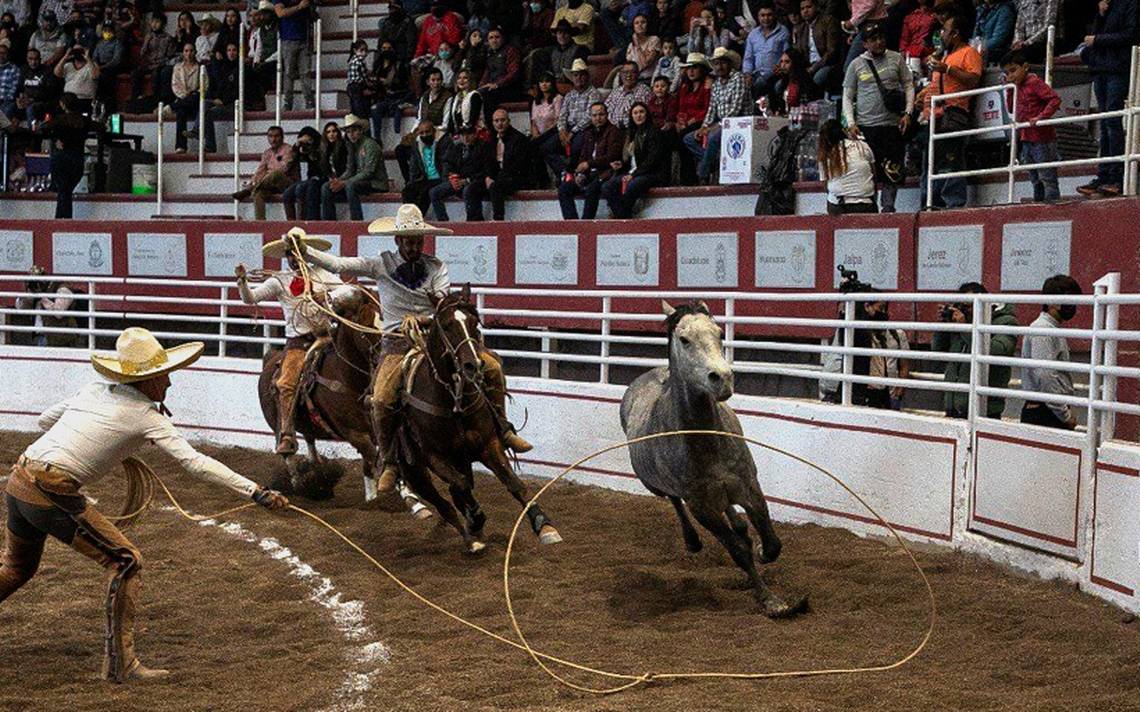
[156,506,391,711]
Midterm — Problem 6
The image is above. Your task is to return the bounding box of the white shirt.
[238,267,344,338]
[826,138,876,205]
[24,381,258,497]
[307,249,450,332]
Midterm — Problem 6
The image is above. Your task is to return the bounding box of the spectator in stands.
[1002,49,1060,202]
[30,10,70,70]
[742,5,789,100]
[544,20,587,88]
[529,70,562,144]
[683,46,747,184]
[1020,274,1082,429]
[933,281,1018,419]
[603,0,652,55]
[899,0,937,66]
[346,39,373,118]
[522,0,555,56]
[458,28,488,83]
[214,8,241,62]
[675,51,710,184]
[652,0,682,43]
[18,48,59,122]
[1077,0,1137,200]
[130,12,174,105]
[481,108,530,219]
[466,0,492,40]
[416,67,452,127]
[687,9,725,56]
[441,68,483,134]
[602,101,667,217]
[652,37,680,90]
[558,101,622,219]
[763,47,820,114]
[41,92,93,218]
[318,120,348,207]
[541,58,600,176]
[0,0,29,28]
[321,114,390,220]
[647,73,678,128]
[792,0,842,92]
[627,14,661,80]
[14,266,79,347]
[171,43,200,154]
[434,40,459,88]
[714,1,749,53]
[275,0,315,110]
[0,15,17,56]
[606,61,652,127]
[0,43,17,118]
[430,123,491,220]
[842,21,913,213]
[974,0,1014,64]
[862,297,910,409]
[378,0,417,64]
[92,20,124,110]
[247,3,278,110]
[415,1,464,59]
[917,14,981,210]
[478,27,522,124]
[369,40,413,137]
[1010,0,1058,57]
[402,119,445,214]
[195,14,219,63]
[282,126,322,219]
[841,0,888,72]
[233,125,298,220]
[552,0,595,52]
[54,43,98,113]
[202,41,240,152]
[173,11,198,49]
[817,118,876,213]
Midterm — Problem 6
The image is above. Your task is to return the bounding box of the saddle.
[274,335,345,440]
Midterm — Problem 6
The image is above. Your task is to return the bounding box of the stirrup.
[504,431,533,453]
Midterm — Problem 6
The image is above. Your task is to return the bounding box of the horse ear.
[428,291,442,307]
[661,300,676,317]
[695,300,709,314]
[460,282,472,301]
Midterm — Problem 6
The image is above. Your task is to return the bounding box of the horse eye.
[679,336,690,346]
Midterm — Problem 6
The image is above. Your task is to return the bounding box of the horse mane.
[433,290,482,324]
[665,301,711,341]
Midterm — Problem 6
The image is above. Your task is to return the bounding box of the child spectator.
[435,41,459,88]
[346,39,373,118]
[647,74,678,129]
[1002,50,1061,202]
[652,37,680,90]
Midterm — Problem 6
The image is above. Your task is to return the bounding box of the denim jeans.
[919,125,967,209]
[428,179,485,221]
[1093,72,1128,186]
[682,126,722,181]
[321,180,373,220]
[557,174,603,219]
[1020,141,1059,201]
[601,174,660,218]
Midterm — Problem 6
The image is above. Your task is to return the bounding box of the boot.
[504,431,533,453]
[124,659,171,682]
[232,186,252,200]
[377,464,398,494]
[276,389,300,456]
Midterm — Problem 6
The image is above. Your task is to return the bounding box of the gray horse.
[620,301,807,618]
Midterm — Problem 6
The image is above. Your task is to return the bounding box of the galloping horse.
[620,301,807,617]
[393,285,562,553]
[258,290,383,500]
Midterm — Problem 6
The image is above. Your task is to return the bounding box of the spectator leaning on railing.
[818,117,877,214]
[1076,0,1138,200]
[1020,274,1082,430]
[1001,49,1060,202]
[932,281,1018,420]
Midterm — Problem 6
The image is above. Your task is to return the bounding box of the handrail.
[198,64,207,174]
[314,17,323,126]
[232,100,241,219]
[238,28,246,133]
[274,26,283,126]
[156,101,164,216]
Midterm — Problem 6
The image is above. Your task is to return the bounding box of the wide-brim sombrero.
[91,327,204,384]
[367,203,453,237]
[263,227,333,258]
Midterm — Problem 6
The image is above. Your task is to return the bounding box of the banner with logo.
[52,232,113,275]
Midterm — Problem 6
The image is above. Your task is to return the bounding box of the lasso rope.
[284,240,402,338]
[117,432,934,696]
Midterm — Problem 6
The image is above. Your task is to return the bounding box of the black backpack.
[755,126,807,216]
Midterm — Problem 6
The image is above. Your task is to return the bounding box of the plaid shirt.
[0,62,19,103]
[347,54,368,85]
[703,70,749,128]
[1013,0,1059,46]
[557,86,603,134]
[605,82,651,128]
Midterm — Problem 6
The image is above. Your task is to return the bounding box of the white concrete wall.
[2,344,1137,613]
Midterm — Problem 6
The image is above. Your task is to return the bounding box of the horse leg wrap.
[527,506,553,535]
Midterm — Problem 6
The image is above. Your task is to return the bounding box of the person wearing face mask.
[53,42,99,113]
[414,1,463,59]
[377,0,416,63]
[92,20,124,110]
[551,0,595,51]
[369,41,412,138]
[434,40,458,88]
[1020,274,1083,430]
[346,39,374,118]
[522,0,554,56]
[401,119,446,215]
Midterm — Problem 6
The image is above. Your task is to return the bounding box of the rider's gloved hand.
[252,486,290,511]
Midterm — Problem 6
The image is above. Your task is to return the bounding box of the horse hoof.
[759,538,782,564]
[466,540,487,555]
[538,525,563,545]
[762,594,808,619]
[407,499,434,520]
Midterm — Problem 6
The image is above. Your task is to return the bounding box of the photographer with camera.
[53,41,98,114]
[15,266,81,348]
[932,281,1019,419]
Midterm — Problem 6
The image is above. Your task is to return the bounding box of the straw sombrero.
[262,227,333,258]
[343,113,369,130]
[91,327,204,384]
[366,204,453,237]
[680,52,711,69]
[710,46,741,69]
[564,57,589,79]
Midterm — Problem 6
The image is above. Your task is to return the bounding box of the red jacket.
[676,78,710,128]
[414,12,463,58]
[647,93,678,128]
[1008,73,1061,144]
[899,7,938,59]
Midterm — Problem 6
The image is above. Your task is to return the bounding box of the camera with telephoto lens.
[938,302,969,321]
[837,264,873,293]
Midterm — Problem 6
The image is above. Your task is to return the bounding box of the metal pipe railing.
[238,28,246,133]
[156,101,164,216]
[351,0,358,43]
[232,100,241,219]
[197,64,207,174]
[1044,25,1055,86]
[314,17,322,126]
[274,27,283,125]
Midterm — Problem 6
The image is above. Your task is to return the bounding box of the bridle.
[423,296,488,415]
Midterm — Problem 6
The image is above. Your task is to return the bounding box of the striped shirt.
[703,70,749,128]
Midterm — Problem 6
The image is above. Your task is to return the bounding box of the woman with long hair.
[174,11,199,48]
[626,14,661,80]
[687,8,732,57]
[213,8,241,62]
[441,68,483,135]
[817,118,877,214]
[368,40,413,139]
[675,52,711,184]
[171,43,201,154]
[281,126,323,220]
[457,29,487,85]
[529,71,563,139]
[764,47,820,115]
[601,102,669,218]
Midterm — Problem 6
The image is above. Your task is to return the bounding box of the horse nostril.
[708,371,721,383]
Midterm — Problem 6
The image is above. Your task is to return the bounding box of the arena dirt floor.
[1,432,1138,712]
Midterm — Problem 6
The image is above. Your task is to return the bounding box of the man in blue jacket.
[974,0,1015,65]
[1077,0,1138,198]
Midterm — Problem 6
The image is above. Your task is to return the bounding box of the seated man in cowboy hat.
[292,204,532,493]
[235,228,349,455]
[321,113,390,222]
[0,327,289,683]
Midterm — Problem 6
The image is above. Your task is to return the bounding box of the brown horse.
[393,285,561,554]
[258,291,386,501]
